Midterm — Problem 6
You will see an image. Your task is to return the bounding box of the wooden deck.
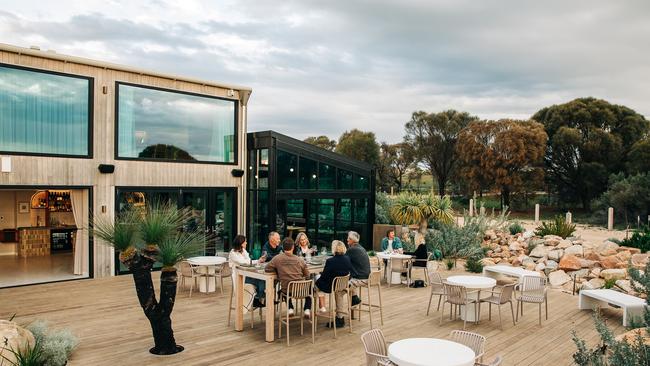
[0,269,626,366]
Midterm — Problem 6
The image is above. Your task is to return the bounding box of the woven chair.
[515,276,548,325]
[426,271,445,315]
[227,281,262,328]
[388,257,411,287]
[449,330,486,363]
[410,252,432,284]
[314,274,352,338]
[478,284,516,329]
[475,355,503,366]
[440,283,480,330]
[277,280,315,346]
[178,260,200,298]
[360,329,396,366]
[214,263,232,295]
[351,270,384,328]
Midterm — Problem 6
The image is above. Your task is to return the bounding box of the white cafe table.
[446,275,497,322]
[376,252,413,284]
[388,338,475,366]
[186,256,227,293]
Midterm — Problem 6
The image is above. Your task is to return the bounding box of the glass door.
[208,190,235,254]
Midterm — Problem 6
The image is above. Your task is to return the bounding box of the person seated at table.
[294,232,316,258]
[228,234,266,307]
[411,242,429,267]
[265,237,312,317]
[381,229,403,253]
[260,231,282,262]
[346,231,369,307]
[315,240,354,328]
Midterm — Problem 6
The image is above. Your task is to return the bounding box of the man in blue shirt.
[260,231,282,262]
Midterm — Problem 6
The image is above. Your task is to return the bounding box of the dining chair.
[388,257,411,287]
[426,270,445,315]
[515,276,548,325]
[177,260,199,297]
[351,270,384,328]
[440,283,480,330]
[478,283,516,329]
[410,252,432,284]
[360,329,396,366]
[314,274,352,338]
[475,355,503,366]
[277,280,315,346]
[449,330,486,363]
[214,263,232,295]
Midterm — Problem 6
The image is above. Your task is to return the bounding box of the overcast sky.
[1,0,648,143]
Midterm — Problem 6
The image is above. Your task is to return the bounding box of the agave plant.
[390,192,455,231]
[92,202,206,355]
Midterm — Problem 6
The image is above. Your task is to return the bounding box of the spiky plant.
[391,192,455,231]
[391,192,424,226]
[158,230,205,270]
[91,207,140,266]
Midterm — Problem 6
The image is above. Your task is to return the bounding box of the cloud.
[0,0,649,143]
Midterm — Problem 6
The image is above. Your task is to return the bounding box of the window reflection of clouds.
[118,84,235,162]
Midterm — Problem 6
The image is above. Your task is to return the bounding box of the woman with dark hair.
[229,234,266,307]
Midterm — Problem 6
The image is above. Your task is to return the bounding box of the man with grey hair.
[346,231,370,306]
[260,231,282,262]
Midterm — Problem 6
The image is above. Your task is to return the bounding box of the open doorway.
[0,188,91,287]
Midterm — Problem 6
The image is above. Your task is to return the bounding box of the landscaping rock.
[0,320,35,365]
[529,245,549,258]
[509,242,523,251]
[564,245,584,257]
[615,280,634,294]
[597,241,620,256]
[600,269,627,281]
[584,252,601,261]
[549,270,572,287]
[579,259,595,268]
[631,253,649,269]
[548,249,564,261]
[557,239,573,249]
[524,262,536,271]
[619,246,641,254]
[546,260,558,270]
[480,258,496,267]
[585,278,605,290]
[590,268,601,278]
[535,262,546,271]
[559,255,582,271]
[544,235,563,246]
[600,255,623,269]
[567,269,590,279]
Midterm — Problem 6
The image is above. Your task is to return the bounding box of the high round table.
[376,252,413,284]
[388,338,475,366]
[187,256,227,293]
[446,275,497,322]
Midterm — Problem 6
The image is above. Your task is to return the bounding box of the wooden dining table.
[234,258,327,342]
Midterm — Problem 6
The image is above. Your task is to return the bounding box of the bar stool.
[351,270,384,328]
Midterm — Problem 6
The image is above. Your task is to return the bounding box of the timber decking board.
[0,271,626,366]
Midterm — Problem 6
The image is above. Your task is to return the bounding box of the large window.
[117,83,236,163]
[277,150,297,189]
[299,157,318,189]
[319,163,336,190]
[0,65,92,156]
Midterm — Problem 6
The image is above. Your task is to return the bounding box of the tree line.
[304,97,650,214]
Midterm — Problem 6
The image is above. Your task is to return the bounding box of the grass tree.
[92,202,205,355]
[390,192,454,232]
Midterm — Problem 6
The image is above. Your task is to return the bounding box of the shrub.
[603,278,616,289]
[426,223,483,267]
[445,258,455,270]
[465,256,483,273]
[509,221,525,235]
[375,192,393,224]
[26,321,78,366]
[534,215,576,238]
[463,208,511,238]
[621,226,650,253]
[592,172,650,226]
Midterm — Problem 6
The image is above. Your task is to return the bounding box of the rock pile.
[480,230,648,295]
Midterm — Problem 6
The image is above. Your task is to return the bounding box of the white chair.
[388,258,411,287]
[440,283,480,330]
[277,280,315,346]
[426,271,445,315]
[360,329,396,366]
[475,355,503,366]
[314,275,352,338]
[515,276,548,325]
[214,263,232,295]
[177,260,200,297]
[449,330,486,363]
[351,270,384,328]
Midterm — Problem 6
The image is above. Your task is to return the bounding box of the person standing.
[346,231,370,307]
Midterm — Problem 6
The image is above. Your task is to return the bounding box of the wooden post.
[535,204,540,224]
[607,207,614,230]
[390,186,394,196]
[469,199,474,217]
[566,211,572,224]
[479,206,485,216]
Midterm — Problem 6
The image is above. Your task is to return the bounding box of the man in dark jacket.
[346,231,370,306]
[315,240,354,328]
[260,231,282,262]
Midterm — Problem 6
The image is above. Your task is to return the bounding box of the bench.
[579,289,647,326]
[482,265,541,284]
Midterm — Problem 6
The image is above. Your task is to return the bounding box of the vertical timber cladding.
[0,44,252,278]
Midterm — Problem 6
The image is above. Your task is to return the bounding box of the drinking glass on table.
[259,251,267,263]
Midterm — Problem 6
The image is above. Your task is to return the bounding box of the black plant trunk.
[129,255,183,355]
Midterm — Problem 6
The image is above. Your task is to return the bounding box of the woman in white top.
[229,235,266,306]
[294,232,316,258]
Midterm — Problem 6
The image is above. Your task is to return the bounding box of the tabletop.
[186,256,227,266]
[388,338,475,366]
[376,252,413,260]
[446,275,496,289]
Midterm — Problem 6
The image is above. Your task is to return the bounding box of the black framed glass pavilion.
[247,131,375,258]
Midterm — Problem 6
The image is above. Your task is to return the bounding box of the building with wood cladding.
[0,43,375,288]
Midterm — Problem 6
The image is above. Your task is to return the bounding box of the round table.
[187,256,227,293]
[388,338,475,366]
[376,252,413,284]
[446,275,497,322]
